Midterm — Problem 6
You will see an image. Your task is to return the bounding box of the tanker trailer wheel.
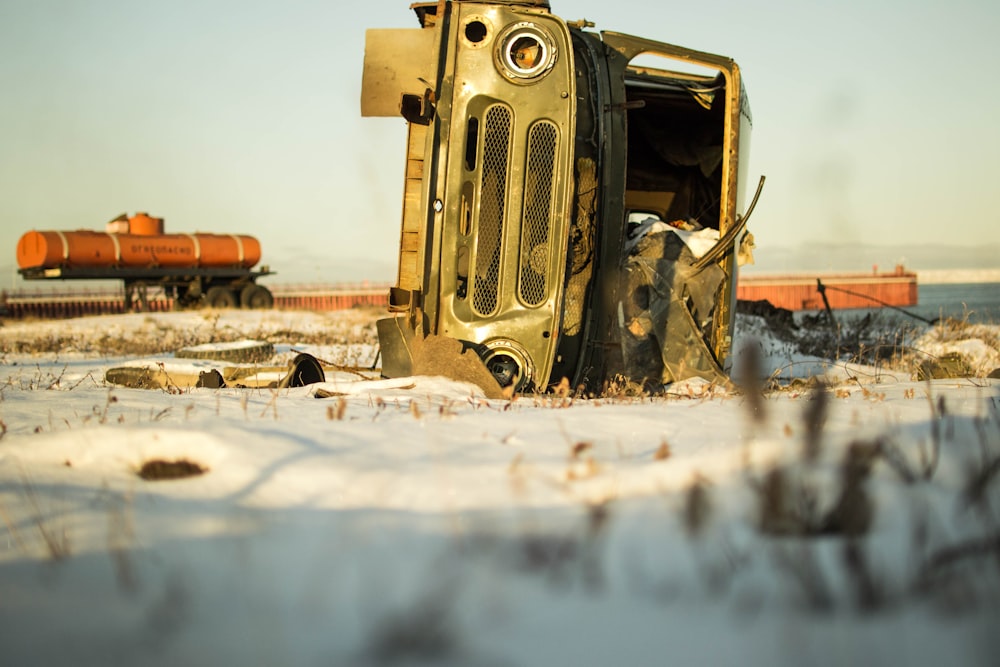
[173,285,203,310]
[205,286,238,309]
[240,284,274,309]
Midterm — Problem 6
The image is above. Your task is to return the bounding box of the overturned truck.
[363,0,757,396]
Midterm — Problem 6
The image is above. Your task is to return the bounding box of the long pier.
[2,267,926,320]
[736,266,918,311]
[0,284,391,320]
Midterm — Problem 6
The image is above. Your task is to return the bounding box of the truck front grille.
[518,121,557,306]
[473,104,512,316]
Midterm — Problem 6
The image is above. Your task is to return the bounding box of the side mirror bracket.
[400,89,435,125]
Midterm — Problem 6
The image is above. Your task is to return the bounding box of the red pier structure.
[737,265,918,311]
[0,284,390,320]
[4,269,921,320]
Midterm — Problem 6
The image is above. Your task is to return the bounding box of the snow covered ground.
[1,308,998,666]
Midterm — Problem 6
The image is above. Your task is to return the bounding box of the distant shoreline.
[916,269,1000,285]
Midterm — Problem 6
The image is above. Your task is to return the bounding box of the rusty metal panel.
[737,273,918,311]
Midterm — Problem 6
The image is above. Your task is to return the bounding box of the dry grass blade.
[106,490,137,591]
[653,440,672,461]
[962,455,1000,513]
[682,473,713,538]
[821,442,878,537]
[842,540,885,611]
[0,500,27,552]
[802,381,829,463]
[734,338,766,424]
[365,583,460,664]
[772,542,835,612]
[19,469,71,560]
[326,396,348,420]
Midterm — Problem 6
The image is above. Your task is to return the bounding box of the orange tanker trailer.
[16,213,274,310]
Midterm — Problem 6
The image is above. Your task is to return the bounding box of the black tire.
[205,286,237,309]
[239,284,258,308]
[242,285,274,310]
[279,353,326,388]
[173,285,201,311]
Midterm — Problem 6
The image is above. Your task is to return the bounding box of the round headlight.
[495,23,556,82]
[480,338,535,391]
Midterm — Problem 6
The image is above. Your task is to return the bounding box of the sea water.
[914,283,999,325]
[787,283,999,327]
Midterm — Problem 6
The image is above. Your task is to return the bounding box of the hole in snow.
[137,458,208,481]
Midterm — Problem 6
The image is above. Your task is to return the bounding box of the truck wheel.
[174,292,200,310]
[239,284,257,308]
[242,285,274,310]
[173,285,202,310]
[205,286,237,309]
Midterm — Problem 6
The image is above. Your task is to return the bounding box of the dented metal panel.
[361,28,437,118]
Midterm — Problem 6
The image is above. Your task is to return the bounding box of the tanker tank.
[14,212,274,311]
[17,213,261,271]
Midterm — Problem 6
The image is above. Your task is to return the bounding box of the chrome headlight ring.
[494,22,557,83]
[480,338,535,391]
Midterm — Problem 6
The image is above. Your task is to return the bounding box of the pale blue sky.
[2,0,998,285]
